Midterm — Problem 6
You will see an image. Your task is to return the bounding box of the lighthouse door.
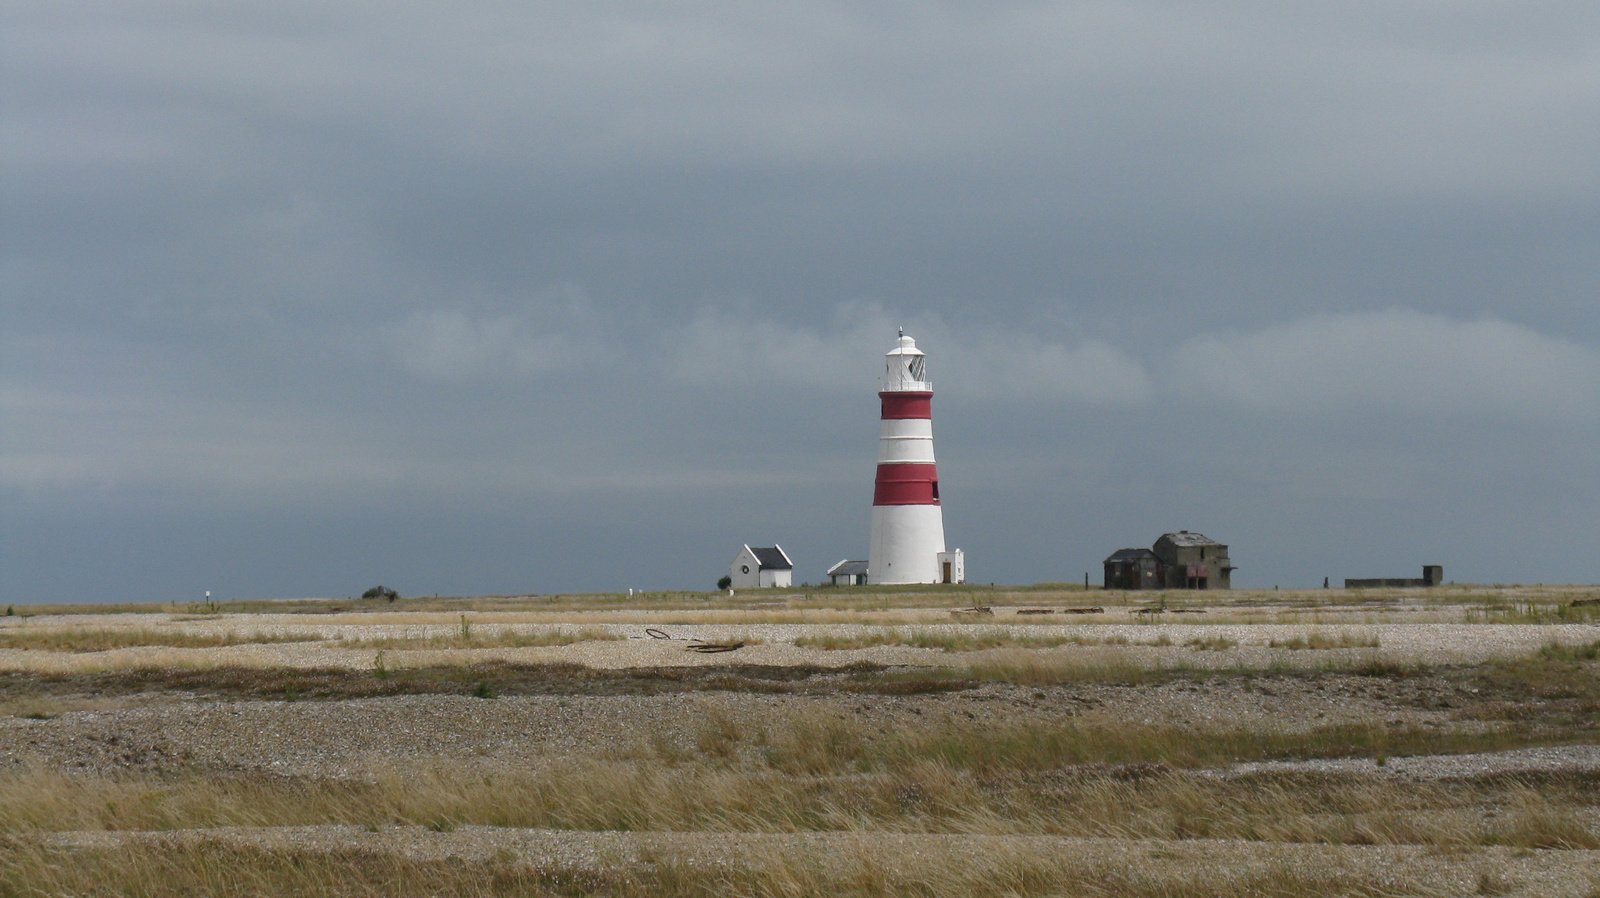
[942,561,952,584]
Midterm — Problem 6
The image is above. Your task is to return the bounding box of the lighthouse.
[868,331,964,585]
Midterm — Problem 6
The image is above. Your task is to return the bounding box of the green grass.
[1463,599,1600,624]
[1469,640,1600,707]
[958,652,1161,686]
[1539,640,1600,663]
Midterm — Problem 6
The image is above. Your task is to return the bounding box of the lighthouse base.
[868,504,947,585]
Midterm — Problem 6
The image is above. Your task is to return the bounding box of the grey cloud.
[0,386,403,497]
[373,284,605,382]
[12,3,1596,188]
[938,333,1153,404]
[1170,310,1600,420]
[5,2,1600,601]
[661,305,1600,417]
[663,306,1154,404]
[380,310,574,382]
[664,304,897,390]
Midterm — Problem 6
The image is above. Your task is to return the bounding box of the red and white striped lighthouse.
[868,331,963,585]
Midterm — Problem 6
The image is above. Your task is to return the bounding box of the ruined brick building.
[1104,531,1234,590]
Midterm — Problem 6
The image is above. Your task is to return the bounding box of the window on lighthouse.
[909,356,926,382]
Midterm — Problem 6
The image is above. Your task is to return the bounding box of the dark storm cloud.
[3,2,1598,601]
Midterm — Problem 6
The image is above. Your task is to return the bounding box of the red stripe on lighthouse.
[873,463,940,505]
[879,391,932,420]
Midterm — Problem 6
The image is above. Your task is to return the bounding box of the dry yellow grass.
[794,629,1133,651]
[0,629,317,653]
[1269,631,1383,650]
[0,740,1588,848]
[336,626,622,650]
[0,834,1487,898]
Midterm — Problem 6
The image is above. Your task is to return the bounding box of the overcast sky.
[4,2,1598,603]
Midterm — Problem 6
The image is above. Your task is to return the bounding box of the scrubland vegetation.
[2,587,1599,895]
[0,629,318,653]
[1,837,1496,898]
[3,738,1594,844]
[335,626,623,650]
[794,628,1146,651]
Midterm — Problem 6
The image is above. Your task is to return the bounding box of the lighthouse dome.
[883,330,930,391]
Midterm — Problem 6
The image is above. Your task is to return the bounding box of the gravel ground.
[2,614,1596,673]
[4,603,1599,895]
[1220,744,1600,779]
[0,668,1501,778]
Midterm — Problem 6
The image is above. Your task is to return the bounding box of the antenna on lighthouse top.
[898,326,904,338]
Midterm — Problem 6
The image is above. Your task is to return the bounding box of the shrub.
[717,575,733,590]
[361,586,399,602]
[1186,636,1238,652]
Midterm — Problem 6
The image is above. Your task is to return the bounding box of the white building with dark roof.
[730,544,794,588]
[827,559,869,586]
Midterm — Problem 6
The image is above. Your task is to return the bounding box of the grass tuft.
[1270,632,1382,650]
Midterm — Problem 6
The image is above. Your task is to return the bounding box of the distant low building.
[827,559,869,586]
[1153,531,1233,589]
[1104,531,1234,590]
[1346,565,1443,588]
[730,545,794,589]
[1103,548,1159,590]
[936,550,966,584]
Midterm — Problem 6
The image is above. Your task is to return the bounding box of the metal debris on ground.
[1060,607,1105,615]
[1015,609,1055,615]
[633,627,745,652]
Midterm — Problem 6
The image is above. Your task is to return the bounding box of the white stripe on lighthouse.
[878,418,936,463]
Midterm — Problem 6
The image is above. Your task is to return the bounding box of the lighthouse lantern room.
[867,331,963,584]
